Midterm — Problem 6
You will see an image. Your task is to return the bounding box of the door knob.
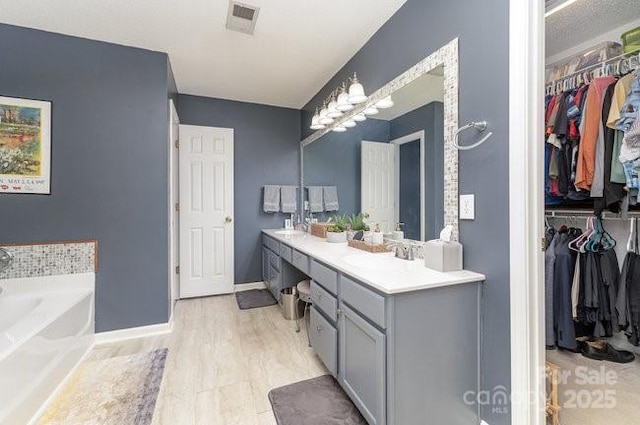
[225,216,233,223]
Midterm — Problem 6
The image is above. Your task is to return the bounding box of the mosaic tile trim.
[301,38,460,241]
[0,241,97,280]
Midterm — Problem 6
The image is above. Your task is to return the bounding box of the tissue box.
[423,240,463,272]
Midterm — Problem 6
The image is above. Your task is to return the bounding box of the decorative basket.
[348,239,391,253]
[311,222,333,239]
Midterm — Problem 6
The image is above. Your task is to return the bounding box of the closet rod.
[546,48,640,86]
[545,209,640,220]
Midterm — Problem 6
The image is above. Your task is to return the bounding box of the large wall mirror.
[301,39,459,241]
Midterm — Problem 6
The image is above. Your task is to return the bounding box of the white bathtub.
[0,273,95,425]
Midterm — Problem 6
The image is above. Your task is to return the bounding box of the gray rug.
[235,288,278,310]
[268,375,366,425]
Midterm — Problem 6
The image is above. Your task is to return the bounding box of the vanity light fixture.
[348,73,367,103]
[318,102,334,125]
[375,95,394,109]
[309,73,369,130]
[353,113,367,122]
[363,105,379,115]
[310,108,325,130]
[343,119,356,128]
[336,84,355,112]
[326,92,343,119]
[332,124,347,132]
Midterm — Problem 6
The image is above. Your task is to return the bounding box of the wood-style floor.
[546,348,640,425]
[83,294,328,425]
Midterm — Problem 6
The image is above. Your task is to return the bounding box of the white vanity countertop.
[263,229,485,295]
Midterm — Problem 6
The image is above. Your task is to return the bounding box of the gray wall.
[0,24,171,332]
[302,0,511,423]
[176,94,301,284]
[390,102,445,240]
[303,118,390,219]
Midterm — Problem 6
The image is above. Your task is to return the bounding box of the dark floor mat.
[235,288,278,310]
[268,375,366,425]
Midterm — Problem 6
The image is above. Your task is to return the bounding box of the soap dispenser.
[393,222,404,241]
[372,223,384,245]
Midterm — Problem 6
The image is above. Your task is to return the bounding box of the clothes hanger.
[627,218,635,253]
[569,216,593,252]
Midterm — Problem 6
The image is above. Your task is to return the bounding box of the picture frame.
[0,96,52,194]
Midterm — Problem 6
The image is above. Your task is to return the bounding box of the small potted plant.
[326,214,348,243]
[347,213,370,239]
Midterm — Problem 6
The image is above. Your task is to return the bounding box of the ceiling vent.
[226,1,260,36]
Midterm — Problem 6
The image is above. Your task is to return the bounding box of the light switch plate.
[460,194,475,220]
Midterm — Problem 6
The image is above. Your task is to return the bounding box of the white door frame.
[509,0,545,424]
[391,130,425,240]
[168,99,179,323]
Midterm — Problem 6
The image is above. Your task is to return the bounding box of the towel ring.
[453,121,493,151]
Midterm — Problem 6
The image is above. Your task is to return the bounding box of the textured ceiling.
[0,0,407,108]
[546,0,640,58]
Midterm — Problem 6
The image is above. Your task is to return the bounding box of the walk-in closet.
[544,1,640,423]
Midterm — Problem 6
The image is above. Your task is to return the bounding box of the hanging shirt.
[616,71,640,132]
[591,80,619,198]
[607,73,635,129]
[575,76,617,191]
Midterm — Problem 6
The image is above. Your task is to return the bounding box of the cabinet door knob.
[316,325,323,332]
[316,292,322,299]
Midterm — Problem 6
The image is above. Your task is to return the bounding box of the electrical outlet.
[480,421,490,425]
[460,194,475,220]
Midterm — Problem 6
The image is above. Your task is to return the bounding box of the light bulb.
[310,108,324,130]
[336,87,354,112]
[347,73,367,103]
[343,119,356,128]
[327,96,343,119]
[332,125,347,132]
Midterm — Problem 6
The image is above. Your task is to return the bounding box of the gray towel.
[308,186,324,213]
[323,186,339,212]
[281,186,297,213]
[264,185,281,213]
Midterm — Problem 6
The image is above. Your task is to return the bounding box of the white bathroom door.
[361,141,395,232]
[179,125,234,298]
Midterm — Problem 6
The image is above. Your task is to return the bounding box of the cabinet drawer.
[268,250,280,271]
[291,249,309,274]
[311,280,337,322]
[310,260,338,295]
[310,306,338,376]
[262,234,279,252]
[279,243,292,263]
[340,275,386,329]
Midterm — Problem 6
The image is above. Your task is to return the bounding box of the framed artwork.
[0,96,51,194]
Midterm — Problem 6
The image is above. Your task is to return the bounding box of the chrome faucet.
[387,242,415,261]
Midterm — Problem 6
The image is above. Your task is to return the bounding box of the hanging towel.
[308,186,324,213]
[263,185,281,213]
[323,186,339,212]
[280,186,297,213]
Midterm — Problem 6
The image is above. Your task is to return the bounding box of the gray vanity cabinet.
[339,303,386,425]
[309,306,338,375]
[261,234,306,303]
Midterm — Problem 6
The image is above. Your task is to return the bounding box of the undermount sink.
[342,253,415,273]
[274,229,305,236]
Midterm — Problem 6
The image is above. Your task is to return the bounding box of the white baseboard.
[95,322,172,345]
[234,281,266,292]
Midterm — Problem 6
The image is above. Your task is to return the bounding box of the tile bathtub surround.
[0,240,97,279]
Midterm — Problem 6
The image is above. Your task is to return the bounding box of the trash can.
[281,287,299,320]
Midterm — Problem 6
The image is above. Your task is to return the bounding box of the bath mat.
[268,375,366,425]
[235,288,278,310]
[36,348,168,425]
